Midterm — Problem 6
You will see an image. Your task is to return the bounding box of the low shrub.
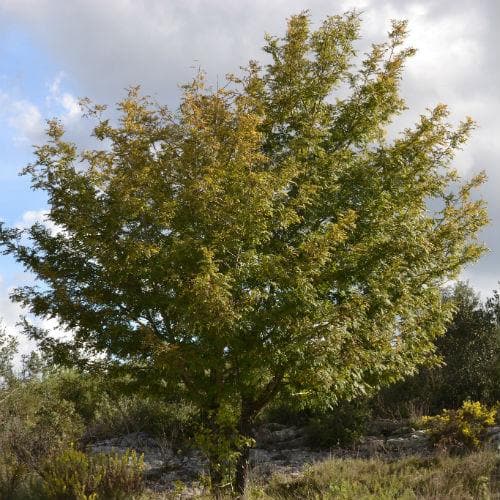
[0,455,29,500]
[260,399,310,427]
[45,369,106,424]
[87,395,197,446]
[0,379,84,469]
[421,400,497,453]
[32,447,144,500]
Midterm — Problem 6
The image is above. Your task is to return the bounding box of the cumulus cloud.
[16,208,62,235]
[0,207,70,354]
[0,271,70,362]
[0,91,45,145]
[47,72,81,122]
[0,273,35,357]
[0,74,82,148]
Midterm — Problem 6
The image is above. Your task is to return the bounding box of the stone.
[366,419,402,436]
[485,427,500,452]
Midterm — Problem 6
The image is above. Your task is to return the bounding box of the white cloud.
[1,207,71,356]
[16,209,64,236]
[0,91,45,145]
[47,72,81,122]
[17,209,48,228]
[0,271,70,362]
[0,73,83,149]
[0,273,35,357]
[8,100,44,143]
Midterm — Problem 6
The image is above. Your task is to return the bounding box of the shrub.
[305,399,372,448]
[87,394,197,446]
[0,379,84,469]
[0,324,17,386]
[421,401,497,452]
[32,447,144,500]
[0,455,29,500]
[260,398,311,427]
[45,369,106,424]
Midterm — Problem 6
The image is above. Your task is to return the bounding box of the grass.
[247,451,500,500]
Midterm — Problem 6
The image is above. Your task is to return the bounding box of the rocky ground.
[89,421,500,497]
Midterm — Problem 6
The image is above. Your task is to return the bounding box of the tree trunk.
[234,405,255,497]
[235,443,251,496]
[209,461,224,500]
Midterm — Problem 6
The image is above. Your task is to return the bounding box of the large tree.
[0,12,488,495]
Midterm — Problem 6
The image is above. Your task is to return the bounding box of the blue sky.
[0,0,499,349]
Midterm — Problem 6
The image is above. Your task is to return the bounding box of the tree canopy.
[0,11,488,494]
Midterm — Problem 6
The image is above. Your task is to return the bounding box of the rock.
[272,426,303,442]
[264,423,289,432]
[485,426,500,437]
[273,435,309,450]
[385,432,428,452]
[250,448,272,463]
[485,427,500,452]
[389,426,416,437]
[84,422,453,497]
[356,436,386,455]
[366,419,402,436]
[255,424,306,448]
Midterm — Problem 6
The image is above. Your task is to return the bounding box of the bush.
[32,447,144,500]
[0,456,29,500]
[305,399,372,448]
[0,379,84,469]
[45,369,106,424]
[31,368,198,447]
[87,394,197,446]
[260,398,310,427]
[421,401,497,453]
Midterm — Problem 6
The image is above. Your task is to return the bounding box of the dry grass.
[248,451,500,499]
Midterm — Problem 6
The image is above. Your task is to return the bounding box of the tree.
[0,12,488,495]
[435,283,500,407]
[0,322,17,385]
[374,282,500,415]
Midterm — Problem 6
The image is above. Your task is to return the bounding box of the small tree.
[0,12,488,495]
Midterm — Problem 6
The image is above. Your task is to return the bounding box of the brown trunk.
[235,443,251,496]
[209,461,224,499]
[234,404,255,497]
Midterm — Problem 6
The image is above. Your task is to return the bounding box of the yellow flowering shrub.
[421,401,497,452]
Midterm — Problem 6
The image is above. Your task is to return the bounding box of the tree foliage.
[0,11,488,493]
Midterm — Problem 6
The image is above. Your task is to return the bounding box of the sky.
[0,0,499,349]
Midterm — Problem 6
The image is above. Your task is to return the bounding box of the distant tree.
[375,282,500,414]
[436,283,500,406]
[0,321,17,385]
[0,12,488,495]
[484,288,500,399]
